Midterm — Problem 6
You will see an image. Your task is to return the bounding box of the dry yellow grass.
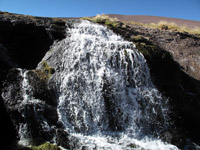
[125,20,200,35]
[82,14,200,35]
[149,21,200,34]
[81,14,121,27]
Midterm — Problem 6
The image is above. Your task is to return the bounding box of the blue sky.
[0,0,200,21]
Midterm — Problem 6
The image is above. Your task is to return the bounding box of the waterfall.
[2,20,178,149]
[52,20,165,134]
[37,20,177,149]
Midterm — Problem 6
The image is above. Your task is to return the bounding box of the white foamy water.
[37,20,178,149]
[16,69,52,146]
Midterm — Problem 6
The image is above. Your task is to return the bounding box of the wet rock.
[105,21,200,148]
[56,129,81,149]
[1,69,59,146]
[0,12,66,148]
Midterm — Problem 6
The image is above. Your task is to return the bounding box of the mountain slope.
[107,14,200,29]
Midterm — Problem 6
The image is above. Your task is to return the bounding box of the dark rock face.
[1,68,81,149]
[0,12,66,149]
[0,12,66,69]
[1,68,78,148]
[2,69,57,145]
[106,22,200,146]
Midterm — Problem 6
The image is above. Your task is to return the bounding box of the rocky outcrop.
[0,11,66,69]
[0,11,66,149]
[2,68,80,149]
[104,21,200,147]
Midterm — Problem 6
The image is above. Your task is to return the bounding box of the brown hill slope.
[107,14,200,29]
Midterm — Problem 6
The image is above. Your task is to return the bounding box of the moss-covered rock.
[33,61,55,82]
[131,35,150,43]
[42,61,55,78]
[31,143,60,150]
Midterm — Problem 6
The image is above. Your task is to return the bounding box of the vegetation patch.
[125,20,200,35]
[33,61,55,81]
[131,35,150,43]
[148,21,200,35]
[81,14,121,28]
[82,14,200,36]
[31,142,60,150]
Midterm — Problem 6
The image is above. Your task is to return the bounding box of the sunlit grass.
[82,14,200,35]
[149,21,200,34]
[124,20,200,35]
[81,14,121,27]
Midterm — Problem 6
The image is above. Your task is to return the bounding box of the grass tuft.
[31,142,60,150]
[126,20,200,35]
[81,14,121,27]
[82,14,200,35]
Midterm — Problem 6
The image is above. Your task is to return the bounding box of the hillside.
[107,14,200,29]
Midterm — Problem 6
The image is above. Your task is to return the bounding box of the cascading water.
[1,19,179,149]
[36,20,178,149]
[53,20,165,135]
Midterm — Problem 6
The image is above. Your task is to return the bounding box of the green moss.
[33,61,55,81]
[136,43,150,57]
[105,20,112,25]
[42,61,55,79]
[131,35,150,43]
[105,20,120,28]
[134,41,159,60]
[31,142,60,150]
[134,39,173,68]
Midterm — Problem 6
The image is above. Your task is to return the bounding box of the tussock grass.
[81,14,121,27]
[149,21,200,34]
[126,20,200,35]
[82,14,200,35]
